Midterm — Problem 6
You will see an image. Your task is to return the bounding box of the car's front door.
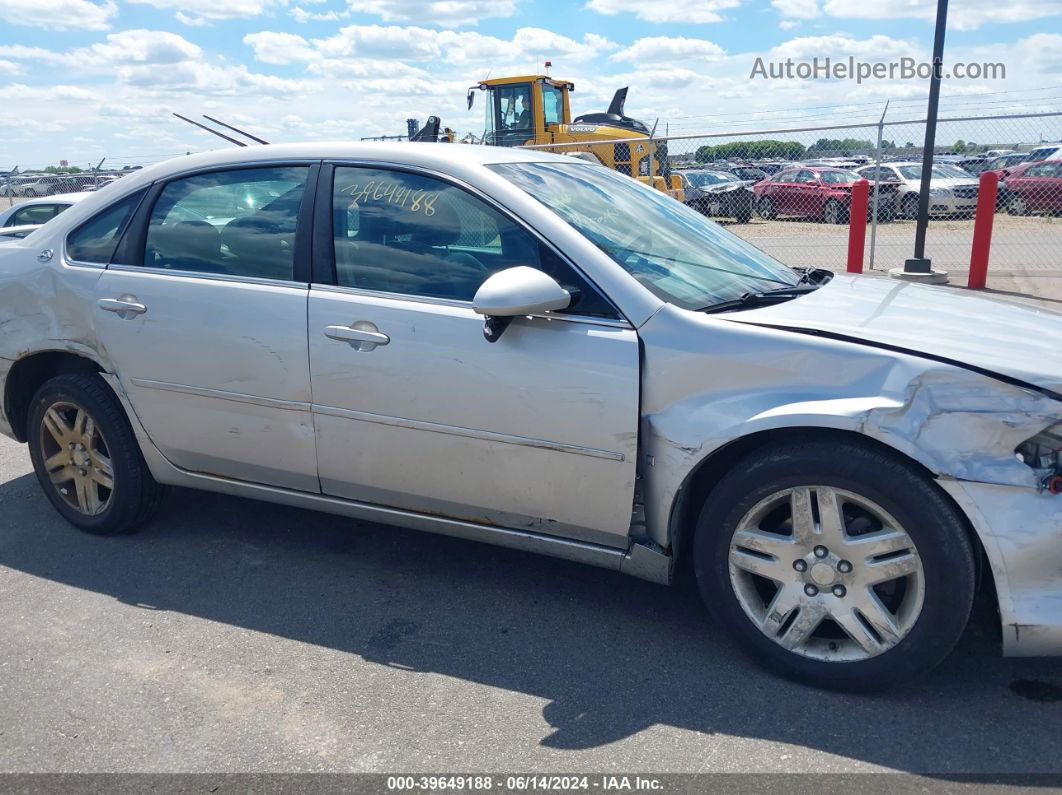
[307,164,641,545]
[90,164,319,491]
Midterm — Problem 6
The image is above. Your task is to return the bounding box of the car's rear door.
[90,163,320,491]
[306,163,640,546]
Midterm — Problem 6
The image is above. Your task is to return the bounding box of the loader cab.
[471,76,573,147]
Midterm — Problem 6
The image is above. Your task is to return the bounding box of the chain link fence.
[523,111,1062,278]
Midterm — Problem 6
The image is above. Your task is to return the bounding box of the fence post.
[847,179,870,274]
[868,101,889,270]
[968,170,998,289]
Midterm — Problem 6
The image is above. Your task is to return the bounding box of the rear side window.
[66,190,145,264]
[8,204,59,226]
[144,167,309,281]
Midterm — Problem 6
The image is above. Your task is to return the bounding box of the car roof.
[17,192,91,204]
[86,142,580,203]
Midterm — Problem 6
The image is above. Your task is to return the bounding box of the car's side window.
[144,166,309,281]
[330,166,618,318]
[9,204,59,226]
[66,190,145,264]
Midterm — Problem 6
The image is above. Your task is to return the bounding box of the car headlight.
[928,187,952,196]
[1016,423,1062,492]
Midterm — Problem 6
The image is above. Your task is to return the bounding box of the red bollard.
[968,170,999,289]
[846,178,870,274]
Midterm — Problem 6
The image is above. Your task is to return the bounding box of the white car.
[0,192,91,228]
[856,162,981,218]
[0,224,41,240]
[0,143,1060,692]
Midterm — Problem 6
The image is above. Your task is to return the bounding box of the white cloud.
[0,59,23,74]
[118,60,314,97]
[0,30,204,68]
[0,0,115,30]
[127,0,288,25]
[821,0,1062,30]
[247,24,613,66]
[291,5,341,20]
[0,83,98,101]
[85,29,205,64]
[771,0,818,20]
[346,0,516,26]
[611,37,725,63]
[243,31,319,63]
[585,0,740,24]
[769,34,918,60]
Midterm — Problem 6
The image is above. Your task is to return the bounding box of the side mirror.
[472,266,572,342]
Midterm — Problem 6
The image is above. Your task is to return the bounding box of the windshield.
[489,162,799,309]
[820,171,860,185]
[898,164,972,180]
[685,171,739,187]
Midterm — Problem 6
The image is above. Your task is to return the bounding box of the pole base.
[888,266,948,284]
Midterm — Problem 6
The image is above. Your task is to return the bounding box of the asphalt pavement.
[1,434,1061,775]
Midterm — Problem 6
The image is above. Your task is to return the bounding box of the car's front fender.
[636,304,1060,551]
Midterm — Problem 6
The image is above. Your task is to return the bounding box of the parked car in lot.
[0,224,41,240]
[754,166,895,223]
[679,170,755,223]
[1,143,1060,692]
[751,161,788,176]
[717,164,770,183]
[1028,144,1062,162]
[0,192,91,228]
[954,157,991,176]
[856,162,980,218]
[1002,160,1062,215]
[985,153,1030,175]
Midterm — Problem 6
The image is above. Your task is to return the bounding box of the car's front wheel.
[823,199,846,224]
[28,373,164,535]
[693,439,976,692]
[756,196,775,220]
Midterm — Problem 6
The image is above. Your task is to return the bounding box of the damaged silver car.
[0,143,1059,691]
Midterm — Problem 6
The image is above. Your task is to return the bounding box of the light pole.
[891,0,949,284]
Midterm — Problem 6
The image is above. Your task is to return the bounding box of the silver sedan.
[0,143,1059,692]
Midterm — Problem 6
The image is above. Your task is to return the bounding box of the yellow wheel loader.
[465,75,684,200]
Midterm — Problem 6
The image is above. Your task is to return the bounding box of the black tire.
[901,194,919,219]
[692,438,976,692]
[1007,195,1029,216]
[757,196,775,220]
[27,373,165,535]
[735,197,753,224]
[823,199,847,225]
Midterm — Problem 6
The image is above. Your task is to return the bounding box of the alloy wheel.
[728,485,925,662]
[38,400,114,516]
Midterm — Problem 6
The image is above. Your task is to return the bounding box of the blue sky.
[1,0,1060,168]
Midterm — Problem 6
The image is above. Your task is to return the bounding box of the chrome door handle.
[324,323,390,351]
[97,297,147,316]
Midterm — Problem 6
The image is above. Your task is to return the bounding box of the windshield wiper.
[699,284,820,315]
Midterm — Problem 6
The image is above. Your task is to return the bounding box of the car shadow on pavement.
[1,475,1060,774]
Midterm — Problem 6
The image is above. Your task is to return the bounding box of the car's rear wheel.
[28,373,164,535]
[756,197,775,220]
[1007,195,1029,216]
[693,439,976,692]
